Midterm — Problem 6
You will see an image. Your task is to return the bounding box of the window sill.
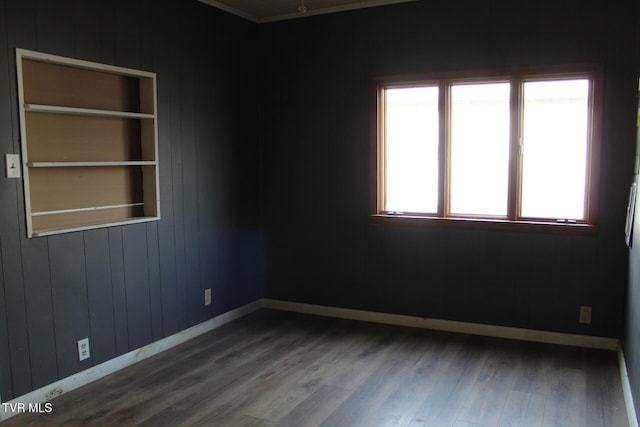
[369,214,597,236]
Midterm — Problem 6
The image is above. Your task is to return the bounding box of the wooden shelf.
[32,202,146,217]
[29,161,156,167]
[24,103,155,119]
[31,216,159,237]
[16,48,160,238]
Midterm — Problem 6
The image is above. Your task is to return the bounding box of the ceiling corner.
[198,0,260,23]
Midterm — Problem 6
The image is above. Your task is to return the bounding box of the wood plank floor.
[1,309,628,427]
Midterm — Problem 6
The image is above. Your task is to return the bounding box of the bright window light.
[521,79,590,220]
[384,86,439,213]
[450,82,510,216]
[374,66,600,230]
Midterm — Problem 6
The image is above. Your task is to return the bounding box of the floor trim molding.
[262,299,619,350]
[618,344,640,427]
[0,300,262,422]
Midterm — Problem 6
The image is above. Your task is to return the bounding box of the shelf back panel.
[29,166,143,212]
[26,112,145,162]
[22,59,141,112]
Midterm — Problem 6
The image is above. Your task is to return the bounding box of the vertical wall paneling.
[114,0,141,69]
[0,23,14,385]
[152,1,179,338]
[0,0,263,401]
[0,0,18,401]
[72,0,101,62]
[199,9,230,314]
[232,15,261,311]
[0,236,12,401]
[83,229,117,365]
[73,0,116,367]
[108,228,129,355]
[34,0,90,386]
[170,1,188,331]
[7,0,49,396]
[180,6,203,327]
[146,224,163,341]
[122,224,153,350]
[112,3,154,352]
[48,234,91,379]
[193,12,217,318]
[98,1,126,355]
[34,0,74,56]
[138,0,163,343]
[139,0,154,72]
[99,3,116,64]
[20,238,57,390]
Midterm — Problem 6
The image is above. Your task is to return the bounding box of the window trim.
[370,64,603,234]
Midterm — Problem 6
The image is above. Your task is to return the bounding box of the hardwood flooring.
[0,309,628,427]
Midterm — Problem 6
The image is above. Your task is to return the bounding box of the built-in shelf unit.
[16,48,160,238]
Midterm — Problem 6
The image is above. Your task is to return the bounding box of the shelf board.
[24,103,155,119]
[31,202,145,217]
[29,161,156,167]
[31,216,160,237]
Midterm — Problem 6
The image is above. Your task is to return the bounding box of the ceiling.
[198,0,417,23]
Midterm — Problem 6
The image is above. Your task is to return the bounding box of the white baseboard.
[261,299,619,350]
[618,345,640,427]
[0,300,262,423]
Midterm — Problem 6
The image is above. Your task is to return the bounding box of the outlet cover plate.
[579,306,592,324]
[204,288,211,306]
[77,338,90,361]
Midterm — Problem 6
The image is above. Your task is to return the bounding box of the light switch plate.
[5,154,21,178]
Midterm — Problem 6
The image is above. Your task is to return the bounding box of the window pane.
[450,82,511,216]
[385,86,439,213]
[521,79,589,220]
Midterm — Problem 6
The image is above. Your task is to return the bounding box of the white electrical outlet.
[204,288,212,306]
[77,338,90,361]
[579,306,592,324]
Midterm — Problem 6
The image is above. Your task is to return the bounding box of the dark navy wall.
[0,0,262,401]
[260,1,640,338]
[1,0,638,412]
[625,86,640,424]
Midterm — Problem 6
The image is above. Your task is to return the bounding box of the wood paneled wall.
[259,0,639,348]
[0,0,262,401]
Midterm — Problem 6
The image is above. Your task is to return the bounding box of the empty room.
[1,0,639,426]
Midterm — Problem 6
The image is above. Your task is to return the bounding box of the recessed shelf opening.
[16,48,160,237]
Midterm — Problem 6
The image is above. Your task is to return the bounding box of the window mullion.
[508,77,522,221]
[439,80,449,217]
[378,87,387,214]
